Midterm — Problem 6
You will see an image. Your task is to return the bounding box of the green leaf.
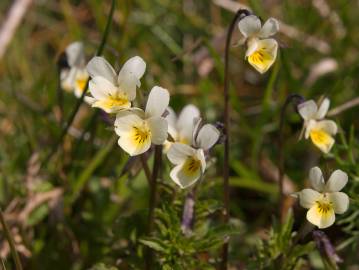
[139,238,168,253]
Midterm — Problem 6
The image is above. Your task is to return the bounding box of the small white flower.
[165,104,200,150]
[295,167,349,229]
[86,56,146,113]
[167,121,220,189]
[114,86,169,156]
[60,42,89,97]
[238,15,279,74]
[298,98,337,153]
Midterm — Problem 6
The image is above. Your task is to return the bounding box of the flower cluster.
[81,55,220,190]
[294,98,348,228]
[235,14,349,230]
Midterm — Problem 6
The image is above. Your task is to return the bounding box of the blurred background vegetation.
[0,0,359,269]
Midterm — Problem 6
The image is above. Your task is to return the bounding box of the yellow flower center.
[179,137,189,145]
[315,199,333,214]
[309,129,334,153]
[183,156,201,176]
[131,123,151,146]
[75,77,88,93]
[93,92,130,112]
[106,94,129,107]
[248,48,273,68]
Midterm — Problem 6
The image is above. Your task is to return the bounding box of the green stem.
[0,209,22,270]
[44,0,116,164]
[221,9,250,270]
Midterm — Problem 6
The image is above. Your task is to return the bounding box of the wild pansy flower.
[167,120,220,189]
[60,42,89,97]
[298,98,337,154]
[295,167,349,229]
[165,104,200,151]
[114,86,169,156]
[85,56,146,113]
[237,15,279,74]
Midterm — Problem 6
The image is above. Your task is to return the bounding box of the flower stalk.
[145,145,163,270]
[221,9,250,270]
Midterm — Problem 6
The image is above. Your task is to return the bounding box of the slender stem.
[145,145,162,270]
[56,61,64,125]
[278,94,304,221]
[221,9,250,270]
[140,154,152,187]
[44,0,116,164]
[0,209,22,270]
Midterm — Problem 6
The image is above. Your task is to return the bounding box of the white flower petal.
[118,134,151,156]
[84,96,96,105]
[66,42,85,67]
[315,120,338,135]
[177,104,200,130]
[192,117,202,145]
[165,107,178,140]
[60,68,76,92]
[147,117,168,145]
[117,73,138,101]
[166,107,177,128]
[86,56,117,85]
[145,86,170,118]
[167,143,196,165]
[328,192,349,214]
[245,38,259,58]
[326,169,348,192]
[177,104,200,144]
[114,112,143,136]
[196,124,220,150]
[298,100,318,121]
[170,163,201,189]
[316,98,330,119]
[195,149,206,174]
[297,188,321,209]
[238,15,261,37]
[258,18,279,38]
[306,204,335,229]
[89,76,117,100]
[309,166,325,192]
[118,56,146,82]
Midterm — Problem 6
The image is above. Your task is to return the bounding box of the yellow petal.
[118,122,152,156]
[309,129,334,153]
[92,95,130,113]
[169,156,202,189]
[182,156,202,177]
[247,39,278,74]
[306,199,335,229]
